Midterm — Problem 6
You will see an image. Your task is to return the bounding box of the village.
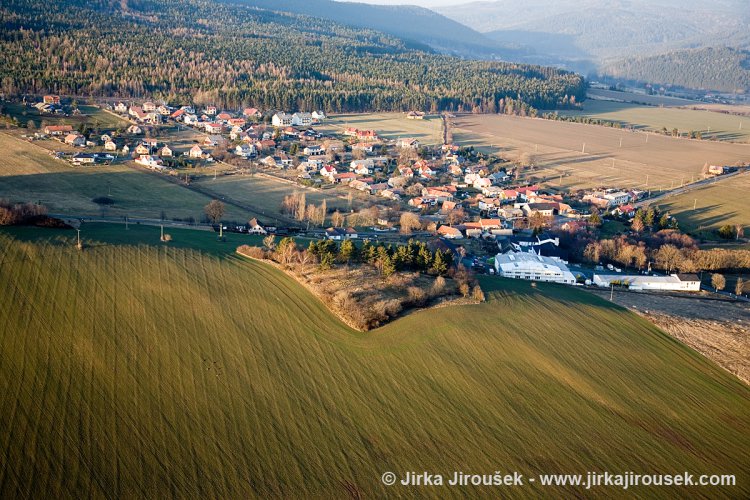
[15,94,745,294]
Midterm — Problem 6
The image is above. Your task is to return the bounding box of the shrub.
[237,245,266,259]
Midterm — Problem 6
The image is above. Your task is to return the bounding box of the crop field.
[0,229,748,497]
[319,112,444,144]
[452,114,750,190]
[0,133,253,221]
[656,170,750,233]
[560,100,750,143]
[586,88,698,107]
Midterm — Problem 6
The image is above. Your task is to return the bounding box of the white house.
[303,145,323,156]
[272,112,293,127]
[350,159,374,175]
[312,110,326,121]
[114,102,128,113]
[135,155,165,169]
[593,273,701,291]
[494,252,576,285]
[396,138,420,149]
[189,145,204,159]
[235,143,255,158]
[292,112,313,127]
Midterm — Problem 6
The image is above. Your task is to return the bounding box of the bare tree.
[711,273,726,292]
[204,200,225,224]
[735,277,745,296]
[400,212,421,234]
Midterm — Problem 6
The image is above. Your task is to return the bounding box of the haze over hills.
[434,0,750,91]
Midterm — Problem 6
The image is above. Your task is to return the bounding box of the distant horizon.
[336,0,458,7]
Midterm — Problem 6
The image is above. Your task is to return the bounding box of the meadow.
[0,227,748,497]
[452,114,750,190]
[3,102,128,130]
[0,133,253,221]
[560,99,750,143]
[656,171,750,234]
[318,112,444,144]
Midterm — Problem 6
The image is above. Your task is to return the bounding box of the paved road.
[635,169,747,208]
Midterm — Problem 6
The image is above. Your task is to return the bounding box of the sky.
[338,0,457,6]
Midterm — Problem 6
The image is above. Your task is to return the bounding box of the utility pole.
[610,283,614,301]
[125,216,129,230]
[76,228,82,250]
[693,199,697,211]
[582,143,586,154]
[160,224,164,241]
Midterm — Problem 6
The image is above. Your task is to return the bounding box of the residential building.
[593,274,701,291]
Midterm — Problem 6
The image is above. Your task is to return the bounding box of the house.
[228,118,246,128]
[602,191,631,207]
[489,171,509,184]
[593,273,701,292]
[114,102,129,113]
[135,144,150,155]
[350,159,374,175]
[157,105,171,116]
[356,129,379,142]
[235,144,255,158]
[247,218,267,234]
[325,227,358,240]
[121,144,130,154]
[398,166,414,178]
[135,155,165,169]
[243,107,262,119]
[473,177,492,190]
[142,101,156,112]
[612,204,636,217]
[160,145,173,157]
[437,225,463,239]
[64,133,86,147]
[333,172,357,184]
[406,111,425,120]
[216,112,232,122]
[71,153,96,165]
[104,140,117,151]
[292,112,313,127]
[560,220,588,233]
[202,135,226,148]
[170,108,186,121]
[43,95,61,105]
[262,156,282,168]
[205,106,217,115]
[204,122,223,134]
[303,145,323,156]
[272,112,293,127]
[43,124,73,136]
[312,110,326,121]
[495,252,577,285]
[525,203,558,217]
[256,139,276,151]
[320,165,337,179]
[189,145,204,158]
[351,142,375,154]
[396,138,420,149]
[126,125,142,135]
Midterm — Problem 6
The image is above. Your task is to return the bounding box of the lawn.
[0,132,253,221]
[0,228,748,497]
[656,171,750,235]
[560,100,750,143]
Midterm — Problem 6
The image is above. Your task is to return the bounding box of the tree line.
[0,0,586,113]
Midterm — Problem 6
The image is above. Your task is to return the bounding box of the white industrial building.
[593,273,701,291]
[494,252,577,285]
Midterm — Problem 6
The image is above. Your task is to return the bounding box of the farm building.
[494,252,576,285]
[593,274,701,291]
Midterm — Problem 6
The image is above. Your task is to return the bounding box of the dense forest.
[601,47,750,93]
[0,0,585,113]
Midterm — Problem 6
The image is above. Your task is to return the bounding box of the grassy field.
[3,102,128,130]
[656,171,750,234]
[586,89,699,107]
[561,100,750,143]
[0,133,253,221]
[452,114,750,190]
[0,228,748,497]
[319,112,444,144]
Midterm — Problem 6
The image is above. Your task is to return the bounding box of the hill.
[600,47,750,94]
[0,0,584,112]
[0,228,748,497]
[436,0,750,85]
[223,0,509,58]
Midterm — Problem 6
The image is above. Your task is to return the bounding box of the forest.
[0,0,586,113]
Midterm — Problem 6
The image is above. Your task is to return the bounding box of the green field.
[657,171,750,235]
[561,100,750,143]
[0,133,253,221]
[0,227,748,497]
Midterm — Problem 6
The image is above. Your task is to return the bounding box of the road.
[635,169,747,208]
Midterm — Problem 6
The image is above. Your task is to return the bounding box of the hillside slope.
[0,231,748,497]
[437,0,750,82]
[0,0,584,111]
